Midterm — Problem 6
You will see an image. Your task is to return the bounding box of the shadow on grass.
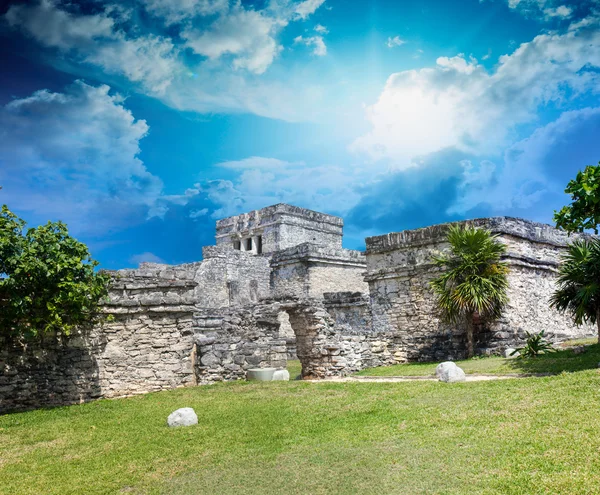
[506,343,600,374]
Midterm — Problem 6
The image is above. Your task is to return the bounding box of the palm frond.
[430,224,509,323]
[551,238,600,326]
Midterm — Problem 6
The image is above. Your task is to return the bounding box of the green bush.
[0,205,111,340]
[511,330,556,358]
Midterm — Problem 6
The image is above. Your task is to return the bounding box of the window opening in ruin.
[250,280,259,302]
[227,281,239,305]
[245,238,253,251]
[278,311,298,368]
[233,240,241,250]
[256,235,263,254]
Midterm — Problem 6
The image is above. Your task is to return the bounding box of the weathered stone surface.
[505,348,518,358]
[365,217,596,361]
[215,203,344,254]
[272,369,290,381]
[167,407,198,427]
[3,207,597,414]
[436,362,466,383]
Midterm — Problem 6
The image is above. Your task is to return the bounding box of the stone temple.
[0,204,595,412]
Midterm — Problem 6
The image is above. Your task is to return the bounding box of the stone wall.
[365,217,596,361]
[199,246,272,308]
[270,243,368,300]
[193,304,287,384]
[321,292,401,372]
[215,203,344,253]
[5,209,596,413]
[0,331,102,414]
[0,273,198,413]
[192,293,405,382]
[132,247,272,310]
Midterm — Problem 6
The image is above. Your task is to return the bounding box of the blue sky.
[0,0,599,269]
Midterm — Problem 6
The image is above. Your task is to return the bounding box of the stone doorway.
[281,301,338,379]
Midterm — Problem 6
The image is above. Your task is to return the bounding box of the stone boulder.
[505,348,519,358]
[435,361,466,383]
[167,407,198,427]
[272,369,290,381]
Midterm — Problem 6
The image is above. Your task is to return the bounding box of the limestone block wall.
[193,293,403,382]
[193,304,288,384]
[270,244,368,300]
[215,203,343,253]
[0,332,102,414]
[365,217,596,361]
[0,274,198,413]
[320,292,400,373]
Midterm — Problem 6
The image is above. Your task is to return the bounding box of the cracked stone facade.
[1,207,596,413]
[365,217,596,362]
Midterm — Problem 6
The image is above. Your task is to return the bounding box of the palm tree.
[550,238,600,343]
[430,224,510,358]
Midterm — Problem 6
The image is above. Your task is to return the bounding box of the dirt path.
[304,373,553,383]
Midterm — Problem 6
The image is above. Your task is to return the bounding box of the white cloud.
[181,1,327,73]
[160,69,329,122]
[218,156,297,169]
[543,5,573,18]
[352,22,600,166]
[4,0,114,49]
[294,0,326,20]
[5,0,179,94]
[0,81,162,235]
[189,208,209,219]
[139,0,228,24]
[4,0,333,121]
[86,35,179,94]
[386,36,405,48]
[129,252,165,265]
[314,24,328,33]
[449,107,600,215]
[173,158,364,219]
[294,35,327,56]
[494,0,596,21]
[183,7,285,74]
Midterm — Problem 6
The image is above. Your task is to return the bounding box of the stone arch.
[281,301,341,379]
[277,310,297,359]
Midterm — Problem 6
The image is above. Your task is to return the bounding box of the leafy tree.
[554,163,600,234]
[0,205,111,340]
[430,224,510,358]
[551,238,600,343]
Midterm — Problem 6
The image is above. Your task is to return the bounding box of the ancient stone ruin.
[0,204,595,412]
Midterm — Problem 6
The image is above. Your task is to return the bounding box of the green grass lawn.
[2,351,600,495]
[286,358,302,379]
[356,342,600,377]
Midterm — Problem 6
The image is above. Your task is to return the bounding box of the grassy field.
[356,341,600,377]
[2,348,600,495]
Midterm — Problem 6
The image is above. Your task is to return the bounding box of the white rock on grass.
[167,407,198,427]
[435,361,466,383]
[272,369,290,381]
[505,348,518,358]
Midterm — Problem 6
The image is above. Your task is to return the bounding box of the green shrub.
[511,331,556,358]
[0,205,111,340]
